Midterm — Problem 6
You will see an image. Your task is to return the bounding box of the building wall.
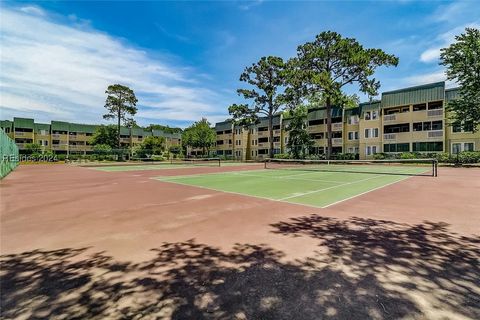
[0,119,181,155]
[213,82,480,161]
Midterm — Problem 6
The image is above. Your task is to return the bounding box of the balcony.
[384,133,396,140]
[427,109,443,118]
[258,142,268,148]
[427,130,443,138]
[52,145,68,150]
[383,112,412,124]
[332,138,343,145]
[332,123,343,131]
[258,131,268,137]
[14,132,34,139]
[273,129,281,135]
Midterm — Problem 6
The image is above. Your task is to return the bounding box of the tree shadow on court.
[271,215,480,319]
[1,218,479,319]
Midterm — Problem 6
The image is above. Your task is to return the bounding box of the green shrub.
[373,153,387,160]
[150,155,165,161]
[458,151,480,164]
[399,152,417,159]
[274,153,291,159]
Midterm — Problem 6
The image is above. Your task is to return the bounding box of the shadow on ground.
[1,217,479,319]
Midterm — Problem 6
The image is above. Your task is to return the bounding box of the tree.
[229,56,287,158]
[440,27,480,132]
[140,136,166,155]
[145,124,183,135]
[90,125,119,149]
[93,144,112,155]
[103,84,138,148]
[291,31,398,159]
[182,118,216,156]
[168,145,182,158]
[24,143,41,155]
[285,106,314,159]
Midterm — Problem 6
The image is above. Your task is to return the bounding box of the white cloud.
[19,6,45,16]
[238,0,264,11]
[0,6,229,126]
[402,70,457,88]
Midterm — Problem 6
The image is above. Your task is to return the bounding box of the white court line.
[277,174,384,201]
[321,175,414,208]
[232,171,345,184]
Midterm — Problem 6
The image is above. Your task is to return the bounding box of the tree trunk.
[326,97,332,160]
[117,107,121,149]
[268,113,274,158]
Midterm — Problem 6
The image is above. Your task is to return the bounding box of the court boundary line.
[321,175,415,208]
[277,174,384,201]
[151,177,325,210]
[152,170,417,209]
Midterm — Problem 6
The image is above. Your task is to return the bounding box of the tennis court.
[157,159,436,207]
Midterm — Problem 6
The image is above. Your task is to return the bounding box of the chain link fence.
[1,129,19,178]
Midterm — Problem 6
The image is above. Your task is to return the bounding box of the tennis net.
[171,157,221,167]
[264,158,438,177]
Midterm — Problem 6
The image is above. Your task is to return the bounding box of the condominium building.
[213,81,480,160]
[0,118,181,154]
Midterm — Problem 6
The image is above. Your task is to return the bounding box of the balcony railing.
[332,138,343,145]
[332,123,343,130]
[427,130,443,138]
[258,142,268,148]
[384,133,396,140]
[427,109,443,117]
[273,129,281,135]
[383,114,396,121]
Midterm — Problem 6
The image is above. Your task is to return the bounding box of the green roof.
[34,123,51,132]
[445,87,460,102]
[0,120,13,130]
[215,121,233,131]
[307,107,342,121]
[131,128,145,136]
[13,117,34,129]
[51,121,69,132]
[120,127,130,135]
[381,82,445,108]
[359,101,381,115]
[258,115,281,127]
[69,123,97,133]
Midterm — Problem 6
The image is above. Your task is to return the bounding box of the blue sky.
[1,1,479,127]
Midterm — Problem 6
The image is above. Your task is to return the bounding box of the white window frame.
[452,142,475,153]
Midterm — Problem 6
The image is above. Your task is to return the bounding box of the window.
[258,127,268,132]
[413,103,427,111]
[384,123,410,133]
[384,143,410,153]
[452,122,474,133]
[258,149,268,155]
[310,133,324,140]
[224,130,232,134]
[272,125,281,130]
[217,150,224,155]
[364,128,378,138]
[348,116,359,125]
[412,142,443,152]
[366,146,378,155]
[273,136,280,142]
[452,142,475,153]
[308,119,324,126]
[258,137,268,143]
[216,131,223,135]
[365,110,378,120]
[348,131,359,140]
[216,140,224,145]
[428,101,443,110]
[465,143,474,151]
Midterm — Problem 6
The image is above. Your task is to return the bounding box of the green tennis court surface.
[156,165,430,208]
